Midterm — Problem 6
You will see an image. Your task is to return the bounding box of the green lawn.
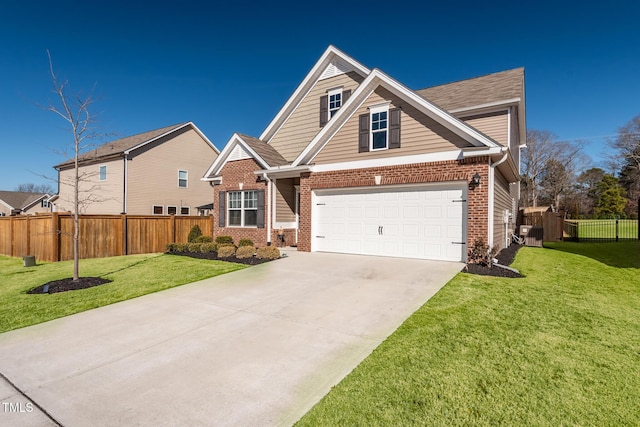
[297,242,640,426]
[0,254,247,333]
[565,219,638,239]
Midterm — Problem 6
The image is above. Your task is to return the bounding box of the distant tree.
[608,115,640,218]
[45,51,99,282]
[572,168,606,217]
[14,183,55,194]
[594,175,628,218]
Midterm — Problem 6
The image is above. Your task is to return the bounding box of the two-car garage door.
[312,184,467,262]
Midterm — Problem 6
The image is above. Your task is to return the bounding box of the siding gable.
[459,111,509,146]
[313,87,473,165]
[268,71,365,162]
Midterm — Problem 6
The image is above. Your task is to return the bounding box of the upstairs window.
[178,170,188,188]
[99,165,107,181]
[328,88,342,119]
[371,107,388,150]
[41,199,50,208]
[358,105,401,153]
[319,88,351,127]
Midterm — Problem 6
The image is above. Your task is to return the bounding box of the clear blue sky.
[1,0,638,191]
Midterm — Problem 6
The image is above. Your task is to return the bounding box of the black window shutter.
[218,191,226,227]
[343,89,351,104]
[319,95,328,127]
[358,113,370,153]
[389,108,401,149]
[256,189,265,228]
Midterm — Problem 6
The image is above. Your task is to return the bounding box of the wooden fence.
[0,213,213,262]
[519,211,564,242]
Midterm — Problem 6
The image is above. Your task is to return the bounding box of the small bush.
[193,235,212,243]
[187,225,203,243]
[215,235,234,245]
[467,239,498,267]
[236,246,255,259]
[187,243,203,253]
[256,246,280,260]
[200,243,217,253]
[238,238,254,247]
[166,243,178,253]
[217,245,236,258]
[167,243,189,253]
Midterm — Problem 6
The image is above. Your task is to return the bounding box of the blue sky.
[1,0,638,191]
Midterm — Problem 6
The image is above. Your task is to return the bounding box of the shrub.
[215,235,234,245]
[193,235,212,243]
[167,243,189,253]
[236,245,255,259]
[256,246,280,260]
[467,239,498,267]
[200,243,217,253]
[238,238,254,247]
[166,243,178,253]
[187,225,203,243]
[217,245,236,258]
[187,243,203,253]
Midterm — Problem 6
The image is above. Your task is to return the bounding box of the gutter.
[123,154,128,214]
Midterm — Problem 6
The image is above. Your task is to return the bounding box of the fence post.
[121,214,128,256]
[52,212,60,262]
[615,219,619,242]
[171,215,176,243]
[9,216,14,257]
[638,198,639,241]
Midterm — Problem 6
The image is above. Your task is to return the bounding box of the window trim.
[180,206,190,215]
[370,105,389,151]
[153,205,164,215]
[167,206,177,215]
[227,190,258,228]
[99,165,107,181]
[178,170,188,188]
[327,87,342,120]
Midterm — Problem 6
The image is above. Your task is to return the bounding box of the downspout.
[123,154,128,214]
[488,149,509,247]
[262,173,272,246]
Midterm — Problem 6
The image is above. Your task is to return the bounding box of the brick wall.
[212,159,270,247]
[297,157,490,252]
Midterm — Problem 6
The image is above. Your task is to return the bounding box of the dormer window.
[319,88,351,127]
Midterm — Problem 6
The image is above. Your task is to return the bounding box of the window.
[99,165,107,181]
[180,206,190,215]
[328,88,342,119]
[153,205,163,215]
[167,206,177,215]
[178,170,188,188]
[41,199,50,208]
[371,106,388,150]
[228,190,258,227]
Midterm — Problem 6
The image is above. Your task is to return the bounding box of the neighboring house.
[0,191,52,216]
[203,46,524,262]
[53,122,219,215]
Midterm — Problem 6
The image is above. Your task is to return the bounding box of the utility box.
[23,255,36,267]
[519,225,543,247]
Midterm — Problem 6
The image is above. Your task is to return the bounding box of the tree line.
[521,115,640,219]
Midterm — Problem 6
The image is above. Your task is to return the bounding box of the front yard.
[0,254,247,333]
[297,242,640,426]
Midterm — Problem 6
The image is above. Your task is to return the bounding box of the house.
[53,122,219,215]
[203,46,524,262]
[0,191,52,216]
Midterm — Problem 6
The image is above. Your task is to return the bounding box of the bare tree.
[608,115,640,217]
[14,183,55,193]
[45,51,98,281]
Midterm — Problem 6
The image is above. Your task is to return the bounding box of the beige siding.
[274,178,296,223]
[55,159,125,214]
[0,204,11,216]
[461,111,509,146]
[494,170,514,251]
[22,203,51,215]
[269,72,365,161]
[127,127,218,215]
[314,87,471,164]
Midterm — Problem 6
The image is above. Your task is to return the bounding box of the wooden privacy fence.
[0,213,213,262]
[519,211,564,242]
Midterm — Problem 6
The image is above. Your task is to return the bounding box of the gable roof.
[259,45,370,142]
[0,191,49,211]
[203,133,291,179]
[293,68,502,166]
[54,122,219,169]
[416,68,524,112]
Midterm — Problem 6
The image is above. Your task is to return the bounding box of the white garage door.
[313,184,467,262]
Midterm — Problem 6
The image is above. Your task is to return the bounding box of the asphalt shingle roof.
[0,191,48,210]
[238,134,290,167]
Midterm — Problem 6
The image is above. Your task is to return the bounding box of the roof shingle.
[0,191,48,210]
[238,134,290,167]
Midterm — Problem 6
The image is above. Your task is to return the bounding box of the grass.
[565,219,638,239]
[296,241,640,426]
[0,254,247,333]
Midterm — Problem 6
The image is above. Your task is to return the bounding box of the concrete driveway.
[0,251,462,427]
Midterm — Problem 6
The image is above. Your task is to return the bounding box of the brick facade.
[297,157,491,253]
[212,159,270,247]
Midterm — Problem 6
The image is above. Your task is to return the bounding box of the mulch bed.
[464,244,524,278]
[167,251,276,266]
[28,277,112,294]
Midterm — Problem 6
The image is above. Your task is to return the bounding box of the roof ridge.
[416,67,524,92]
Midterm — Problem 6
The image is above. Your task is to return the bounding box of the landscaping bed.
[464,243,523,278]
[28,277,112,294]
[168,251,276,266]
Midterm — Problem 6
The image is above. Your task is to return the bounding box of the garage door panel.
[313,185,466,262]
